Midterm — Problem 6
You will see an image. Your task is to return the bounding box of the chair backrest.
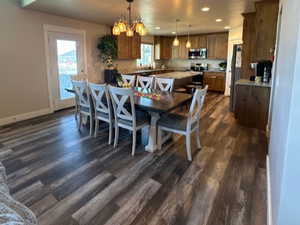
[187,85,208,128]
[154,77,174,92]
[108,86,136,127]
[121,75,136,87]
[89,83,112,118]
[136,76,154,89]
[72,80,90,108]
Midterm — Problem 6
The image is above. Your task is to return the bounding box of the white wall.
[269,0,300,224]
[0,0,144,123]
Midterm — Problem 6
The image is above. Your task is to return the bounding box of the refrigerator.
[230,44,242,112]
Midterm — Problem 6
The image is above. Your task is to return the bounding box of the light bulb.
[126,27,134,37]
[173,37,180,46]
[139,27,147,36]
[186,40,191,48]
[135,22,144,33]
[112,23,120,35]
[118,20,127,32]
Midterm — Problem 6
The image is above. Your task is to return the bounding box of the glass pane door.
[56,40,78,100]
[48,31,85,111]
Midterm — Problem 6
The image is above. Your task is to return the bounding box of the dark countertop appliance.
[190,63,208,72]
[251,60,273,82]
[188,48,207,60]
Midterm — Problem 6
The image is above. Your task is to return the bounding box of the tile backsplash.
[162,59,226,70]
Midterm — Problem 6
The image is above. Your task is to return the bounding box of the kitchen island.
[152,71,202,89]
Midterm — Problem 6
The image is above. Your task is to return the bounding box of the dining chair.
[157,85,208,161]
[154,77,175,92]
[71,74,88,121]
[71,80,93,136]
[121,74,136,87]
[109,86,149,156]
[136,76,154,89]
[89,83,113,144]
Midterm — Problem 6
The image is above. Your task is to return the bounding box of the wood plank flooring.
[0,93,268,225]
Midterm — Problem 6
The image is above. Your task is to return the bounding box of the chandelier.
[112,0,146,37]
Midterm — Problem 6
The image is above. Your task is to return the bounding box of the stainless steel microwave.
[188,48,207,59]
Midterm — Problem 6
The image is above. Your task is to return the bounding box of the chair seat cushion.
[118,110,149,127]
[158,113,197,131]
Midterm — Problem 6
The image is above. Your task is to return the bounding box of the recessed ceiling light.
[201,7,210,12]
[224,26,231,30]
[155,26,161,30]
[172,31,176,34]
[216,18,223,22]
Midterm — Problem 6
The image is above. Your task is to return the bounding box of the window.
[137,44,153,67]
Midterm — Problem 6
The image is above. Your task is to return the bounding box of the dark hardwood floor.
[0,92,268,225]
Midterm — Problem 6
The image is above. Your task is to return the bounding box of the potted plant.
[219,62,227,71]
[97,35,117,69]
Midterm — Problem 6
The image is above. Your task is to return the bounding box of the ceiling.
[26,0,257,35]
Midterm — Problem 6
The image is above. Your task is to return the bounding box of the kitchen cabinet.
[197,35,207,48]
[154,36,172,60]
[207,33,228,59]
[117,33,141,59]
[241,12,256,79]
[178,36,188,59]
[203,72,226,92]
[234,82,270,130]
[254,1,279,61]
[189,36,199,49]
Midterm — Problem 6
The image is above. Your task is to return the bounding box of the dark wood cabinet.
[117,33,141,59]
[203,72,226,92]
[207,33,228,59]
[235,83,270,130]
[241,0,279,79]
[155,32,228,60]
[154,36,172,60]
[197,35,207,48]
[241,13,257,79]
[254,1,279,61]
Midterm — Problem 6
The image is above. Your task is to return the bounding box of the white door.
[48,32,85,110]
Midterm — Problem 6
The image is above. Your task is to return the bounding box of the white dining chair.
[136,76,154,89]
[89,83,113,144]
[109,86,149,156]
[154,77,175,92]
[71,80,93,136]
[157,85,208,161]
[71,74,88,121]
[121,74,136,87]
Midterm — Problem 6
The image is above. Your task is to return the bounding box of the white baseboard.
[0,108,53,126]
[267,155,273,225]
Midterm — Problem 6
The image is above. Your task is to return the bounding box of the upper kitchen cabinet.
[154,36,172,60]
[241,12,257,79]
[117,33,141,59]
[207,33,229,60]
[254,0,279,61]
[197,35,207,48]
[178,36,189,59]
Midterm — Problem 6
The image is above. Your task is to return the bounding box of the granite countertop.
[235,79,271,88]
[204,69,226,73]
[151,71,200,80]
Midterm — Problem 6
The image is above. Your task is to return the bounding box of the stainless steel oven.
[188,48,207,59]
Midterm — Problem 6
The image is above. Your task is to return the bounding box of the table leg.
[145,112,160,153]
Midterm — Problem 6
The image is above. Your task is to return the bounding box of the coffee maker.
[250,60,273,83]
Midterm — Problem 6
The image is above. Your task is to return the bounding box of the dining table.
[66,86,193,152]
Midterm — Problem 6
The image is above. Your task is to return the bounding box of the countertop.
[151,71,200,80]
[235,79,271,88]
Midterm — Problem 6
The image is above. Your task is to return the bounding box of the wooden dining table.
[66,87,192,152]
